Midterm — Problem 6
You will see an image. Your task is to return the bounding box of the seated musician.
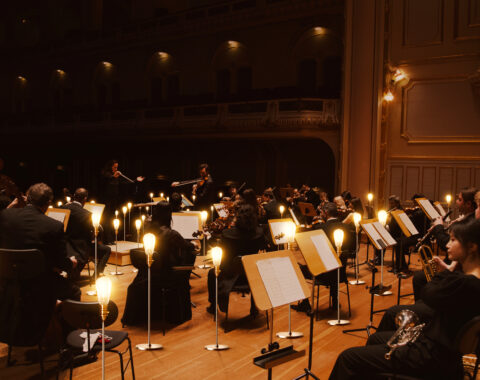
[262,188,281,221]
[122,202,199,326]
[0,183,80,301]
[206,203,267,315]
[61,188,111,279]
[294,202,355,313]
[170,192,183,212]
[412,187,478,300]
[329,218,480,380]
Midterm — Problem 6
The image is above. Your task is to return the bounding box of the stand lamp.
[377,210,392,296]
[96,276,112,380]
[127,202,132,231]
[205,247,229,351]
[136,233,163,351]
[87,212,101,296]
[349,213,365,285]
[279,205,285,219]
[328,228,350,325]
[135,219,141,248]
[122,206,127,241]
[110,218,123,275]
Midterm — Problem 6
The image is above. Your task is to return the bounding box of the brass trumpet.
[418,244,437,282]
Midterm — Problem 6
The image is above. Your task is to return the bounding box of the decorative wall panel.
[422,167,437,199]
[455,0,480,40]
[403,0,444,46]
[405,166,420,199]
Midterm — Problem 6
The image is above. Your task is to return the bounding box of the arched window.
[12,76,29,113]
[93,61,118,108]
[297,59,317,96]
[50,69,73,110]
[146,52,179,105]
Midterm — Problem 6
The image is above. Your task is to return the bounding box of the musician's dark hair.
[242,188,257,209]
[460,187,478,210]
[341,191,352,202]
[27,183,53,208]
[350,197,364,214]
[235,204,258,232]
[170,192,182,212]
[388,195,402,209]
[102,159,119,175]
[199,163,209,173]
[450,218,480,255]
[150,201,172,228]
[323,202,338,218]
[73,188,88,202]
[411,193,425,201]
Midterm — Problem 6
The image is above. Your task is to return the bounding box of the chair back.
[455,315,480,355]
[62,300,118,330]
[130,248,147,270]
[0,248,45,280]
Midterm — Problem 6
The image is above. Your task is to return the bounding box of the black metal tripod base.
[343,322,377,337]
[292,368,321,380]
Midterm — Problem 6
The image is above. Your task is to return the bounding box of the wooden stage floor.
[0,243,419,379]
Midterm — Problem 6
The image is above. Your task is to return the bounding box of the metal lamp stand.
[374,248,392,296]
[205,265,229,351]
[136,254,163,351]
[86,227,98,296]
[100,304,109,380]
[349,228,365,285]
[327,261,350,326]
[110,230,123,275]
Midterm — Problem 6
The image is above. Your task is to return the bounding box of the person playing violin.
[193,163,215,211]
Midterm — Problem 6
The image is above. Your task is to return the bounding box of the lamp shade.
[143,233,156,255]
[113,218,120,231]
[96,276,112,306]
[333,229,344,250]
[211,246,223,267]
[201,211,208,222]
[378,210,388,226]
[92,213,101,228]
[353,212,362,228]
[135,219,141,230]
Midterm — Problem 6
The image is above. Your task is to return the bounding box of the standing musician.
[329,217,480,380]
[192,163,215,211]
[100,159,145,243]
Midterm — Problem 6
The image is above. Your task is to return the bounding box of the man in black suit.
[62,188,111,279]
[193,163,215,211]
[0,183,80,301]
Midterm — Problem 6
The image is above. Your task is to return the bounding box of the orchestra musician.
[328,217,480,380]
[192,163,215,211]
[100,159,145,243]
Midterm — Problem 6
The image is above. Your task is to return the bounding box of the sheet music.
[181,195,194,207]
[46,211,66,223]
[289,208,300,226]
[373,222,397,246]
[256,257,305,308]
[398,212,419,235]
[310,234,341,272]
[171,214,201,239]
[434,202,446,217]
[269,220,295,245]
[418,199,441,220]
[214,203,229,218]
[362,223,386,248]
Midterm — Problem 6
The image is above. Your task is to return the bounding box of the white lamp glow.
[353,212,362,228]
[211,246,223,268]
[333,229,344,250]
[201,211,208,223]
[92,213,101,229]
[143,233,156,256]
[96,276,112,306]
[378,210,388,226]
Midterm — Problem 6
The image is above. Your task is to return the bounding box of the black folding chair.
[61,300,135,380]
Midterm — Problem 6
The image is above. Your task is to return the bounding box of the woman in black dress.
[121,202,198,326]
[329,217,480,380]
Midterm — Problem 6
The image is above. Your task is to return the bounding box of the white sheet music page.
[418,199,441,220]
[310,234,340,272]
[289,208,300,226]
[398,212,419,235]
[47,211,66,223]
[256,257,305,308]
[435,203,446,217]
[214,203,229,218]
[373,222,397,246]
[362,223,386,248]
[171,214,201,239]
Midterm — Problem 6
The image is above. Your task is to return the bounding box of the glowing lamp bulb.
[211,246,223,267]
[353,212,362,228]
[218,192,223,199]
[141,215,146,222]
[135,219,141,231]
[66,196,71,203]
[192,195,196,201]
[57,201,63,207]
[143,233,156,255]
[113,218,120,231]
[96,276,112,306]
[160,192,164,198]
[122,206,127,215]
[286,222,296,241]
[92,213,101,228]
[367,193,373,202]
[201,211,208,222]
[384,90,394,102]
[279,205,285,215]
[445,194,452,205]
[90,200,95,204]
[149,193,153,199]
[127,202,132,210]
[333,229,344,250]
[378,210,388,226]
[115,210,119,217]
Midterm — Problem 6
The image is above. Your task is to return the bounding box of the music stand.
[293,229,343,379]
[415,197,441,221]
[242,251,308,380]
[390,210,419,273]
[46,208,70,232]
[297,202,316,218]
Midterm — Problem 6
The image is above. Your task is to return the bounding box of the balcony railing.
[2,98,340,136]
